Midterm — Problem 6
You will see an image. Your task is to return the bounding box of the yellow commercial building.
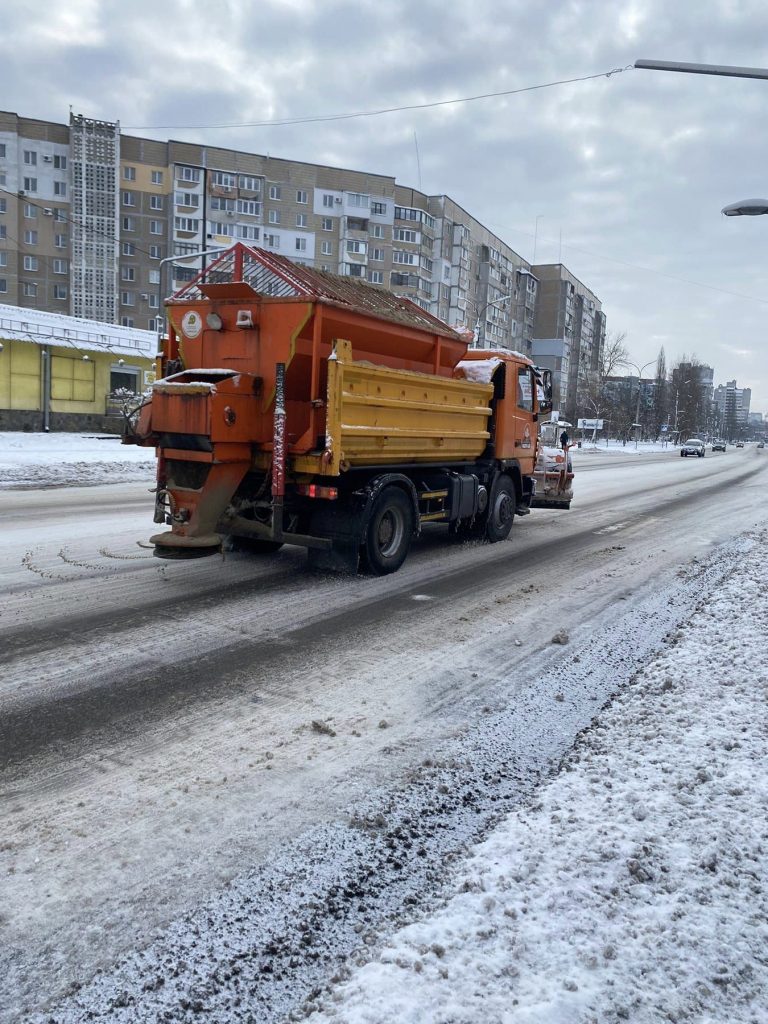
[0,304,156,432]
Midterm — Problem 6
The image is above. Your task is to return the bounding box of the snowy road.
[1,445,767,1021]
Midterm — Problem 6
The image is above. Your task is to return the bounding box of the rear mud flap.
[307,539,360,574]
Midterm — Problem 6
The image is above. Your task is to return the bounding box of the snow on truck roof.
[170,242,461,340]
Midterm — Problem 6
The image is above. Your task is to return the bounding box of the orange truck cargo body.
[124,243,566,574]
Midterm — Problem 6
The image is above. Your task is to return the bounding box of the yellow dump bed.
[293,339,493,476]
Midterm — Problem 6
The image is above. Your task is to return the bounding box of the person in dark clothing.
[559,429,570,449]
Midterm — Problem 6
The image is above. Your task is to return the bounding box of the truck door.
[514,365,536,456]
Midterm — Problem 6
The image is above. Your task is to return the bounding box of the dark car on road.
[711,439,726,452]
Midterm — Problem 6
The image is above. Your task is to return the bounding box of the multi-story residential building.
[0,108,604,367]
[528,263,605,419]
[713,379,751,437]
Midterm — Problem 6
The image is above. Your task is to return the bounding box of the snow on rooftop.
[0,302,156,359]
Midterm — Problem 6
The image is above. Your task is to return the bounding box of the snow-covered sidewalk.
[0,432,154,489]
[307,543,768,1024]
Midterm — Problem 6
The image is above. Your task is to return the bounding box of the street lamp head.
[722,198,768,217]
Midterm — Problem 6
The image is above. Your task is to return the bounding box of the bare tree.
[576,330,629,440]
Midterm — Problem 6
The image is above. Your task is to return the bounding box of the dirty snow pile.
[308,553,768,1024]
[0,431,154,488]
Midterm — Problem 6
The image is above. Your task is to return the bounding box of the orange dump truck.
[124,243,572,574]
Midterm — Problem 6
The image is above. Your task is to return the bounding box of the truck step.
[515,506,531,516]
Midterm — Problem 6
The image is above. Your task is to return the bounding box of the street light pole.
[471,293,515,348]
[626,360,655,448]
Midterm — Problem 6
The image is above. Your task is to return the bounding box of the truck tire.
[485,473,515,542]
[363,487,413,575]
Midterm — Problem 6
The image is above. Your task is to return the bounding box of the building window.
[174,217,198,232]
[322,217,333,231]
[0,253,6,266]
[346,240,367,254]
[345,263,364,277]
[121,316,135,327]
[371,201,386,216]
[23,255,38,271]
[371,247,384,261]
[175,191,200,208]
[346,192,369,208]
[24,229,38,244]
[23,281,37,296]
[268,184,281,200]
[0,279,6,293]
[0,144,5,158]
[150,195,163,210]
[321,241,332,255]
[121,291,134,306]
[210,221,235,237]
[122,216,136,231]
[264,233,279,248]
[54,209,66,222]
[268,210,280,224]
[150,220,163,235]
[23,203,36,219]
[393,250,417,265]
[211,170,237,188]
[0,226,5,239]
[296,213,307,227]
[122,241,135,256]
[121,266,136,281]
[123,166,136,180]
[53,259,67,274]
[236,199,260,217]
[122,191,135,207]
[295,237,307,252]
[239,175,261,192]
[54,284,67,300]
[296,189,308,204]
[322,194,334,208]
[148,317,160,331]
[151,170,163,185]
[54,181,67,197]
[23,177,37,192]
[237,224,259,241]
[149,245,162,259]
[0,198,5,213]
[394,228,418,243]
[148,294,159,308]
[372,224,384,239]
[210,197,235,212]
[23,150,37,166]
[368,270,383,284]
[178,166,201,183]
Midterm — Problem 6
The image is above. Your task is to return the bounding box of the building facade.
[528,263,605,420]
[0,108,606,376]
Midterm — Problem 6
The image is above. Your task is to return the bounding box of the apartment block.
[529,263,605,419]
[0,108,605,365]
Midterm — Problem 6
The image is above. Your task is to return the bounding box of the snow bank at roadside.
[308,547,768,1024]
[0,432,154,489]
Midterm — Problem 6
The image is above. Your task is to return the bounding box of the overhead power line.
[123,67,634,131]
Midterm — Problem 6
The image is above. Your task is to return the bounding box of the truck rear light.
[297,484,338,500]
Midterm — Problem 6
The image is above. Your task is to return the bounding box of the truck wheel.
[485,474,515,542]
[363,487,413,575]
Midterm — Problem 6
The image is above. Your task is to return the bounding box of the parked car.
[736,441,745,448]
[757,442,765,449]
[681,438,705,458]
[711,439,727,452]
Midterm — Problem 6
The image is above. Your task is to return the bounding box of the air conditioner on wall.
[334,197,342,203]
[43,155,52,163]
[43,208,53,216]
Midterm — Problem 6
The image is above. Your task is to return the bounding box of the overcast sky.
[2,0,768,412]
